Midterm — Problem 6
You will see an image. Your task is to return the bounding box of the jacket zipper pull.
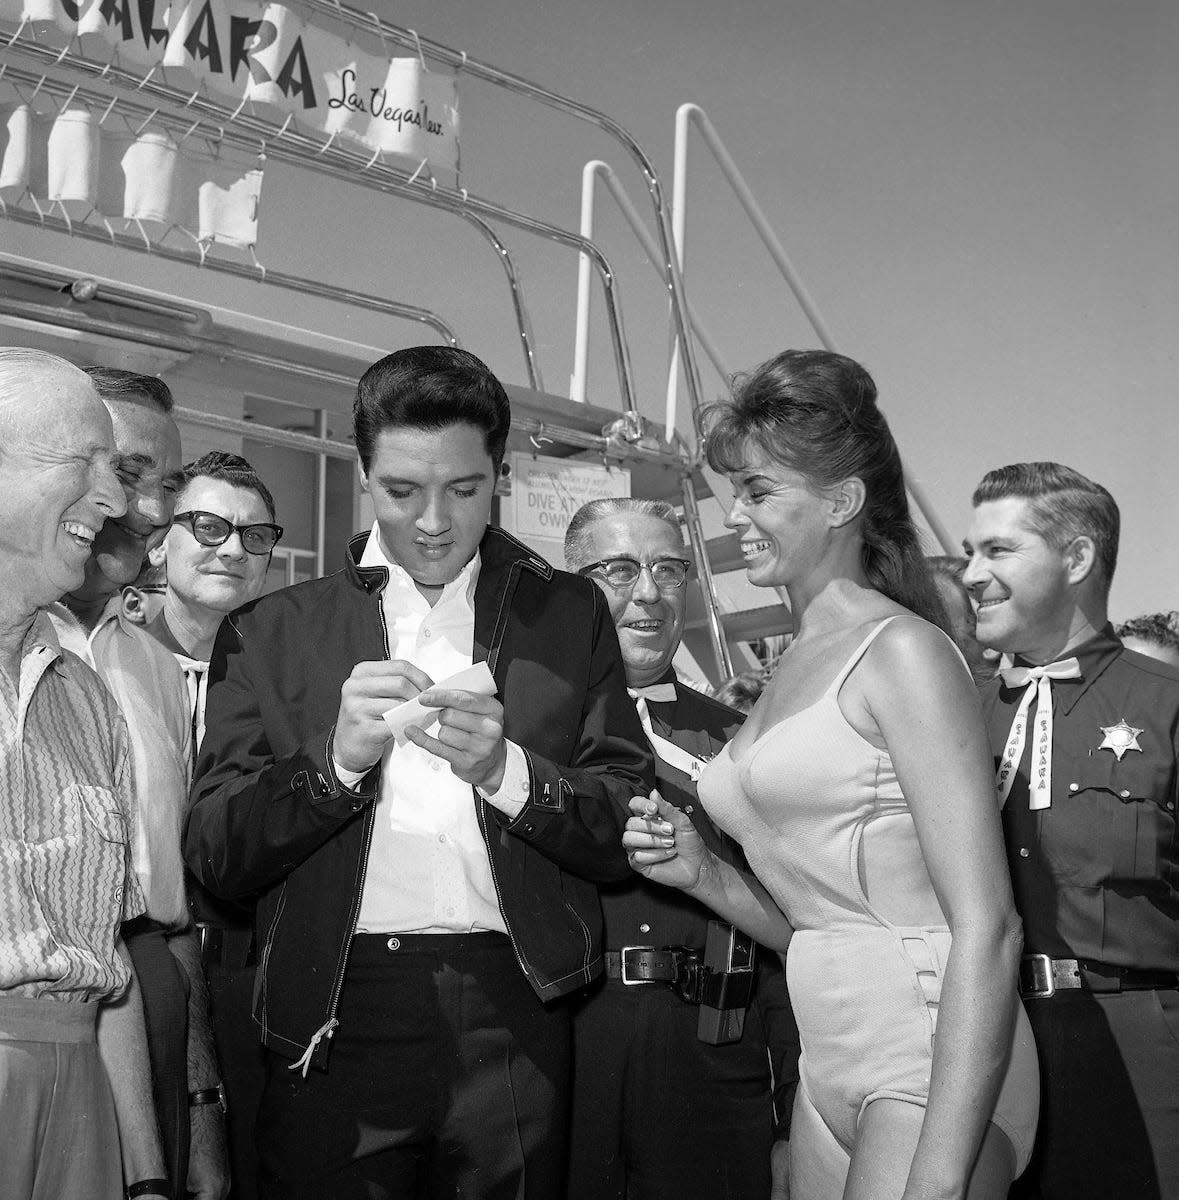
[287,1016,338,1078]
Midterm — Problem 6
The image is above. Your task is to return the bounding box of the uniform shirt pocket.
[1061,752,1174,882]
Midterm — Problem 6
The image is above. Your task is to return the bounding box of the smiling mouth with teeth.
[61,521,95,544]
[741,541,771,558]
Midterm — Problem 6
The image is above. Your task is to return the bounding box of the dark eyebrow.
[165,469,186,488]
[117,451,156,469]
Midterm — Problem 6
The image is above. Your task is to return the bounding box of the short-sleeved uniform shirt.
[0,611,144,1002]
[980,625,1179,970]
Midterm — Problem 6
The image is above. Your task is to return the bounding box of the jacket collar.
[343,525,553,594]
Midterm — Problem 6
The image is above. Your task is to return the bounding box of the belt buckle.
[1020,953,1055,998]
[619,945,655,986]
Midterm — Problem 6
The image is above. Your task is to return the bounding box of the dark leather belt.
[605,945,697,984]
[1019,954,1178,999]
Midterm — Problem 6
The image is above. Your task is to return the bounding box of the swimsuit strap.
[823,616,904,698]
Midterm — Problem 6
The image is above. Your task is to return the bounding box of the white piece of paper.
[381,661,497,747]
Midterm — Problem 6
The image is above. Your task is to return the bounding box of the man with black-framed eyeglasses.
[142,449,279,1200]
[563,497,798,1200]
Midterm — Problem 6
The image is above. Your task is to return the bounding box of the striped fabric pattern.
[0,611,145,1002]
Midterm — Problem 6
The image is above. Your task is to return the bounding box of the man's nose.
[94,463,128,519]
[630,564,661,603]
[217,530,248,560]
[960,556,985,592]
[416,493,450,535]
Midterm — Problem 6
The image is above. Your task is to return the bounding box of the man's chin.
[91,551,144,592]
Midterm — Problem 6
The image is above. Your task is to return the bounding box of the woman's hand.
[623,791,712,892]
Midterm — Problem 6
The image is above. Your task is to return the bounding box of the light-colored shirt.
[349,525,529,935]
[0,611,145,1001]
[48,603,192,931]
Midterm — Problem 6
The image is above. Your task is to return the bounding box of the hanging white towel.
[122,129,180,224]
[47,104,100,209]
[0,104,32,201]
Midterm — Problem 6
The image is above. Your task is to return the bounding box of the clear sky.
[8,0,1176,617]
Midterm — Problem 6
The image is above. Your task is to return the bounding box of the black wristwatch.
[188,1082,228,1114]
[126,1179,172,1199]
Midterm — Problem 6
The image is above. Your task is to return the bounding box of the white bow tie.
[996,657,1081,810]
[627,683,678,703]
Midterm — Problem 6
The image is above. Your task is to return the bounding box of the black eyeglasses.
[172,511,284,555]
[578,557,692,590]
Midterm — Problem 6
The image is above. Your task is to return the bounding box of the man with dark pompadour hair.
[185,346,652,1199]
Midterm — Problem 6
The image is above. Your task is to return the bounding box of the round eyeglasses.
[578,557,691,591]
[172,510,284,556]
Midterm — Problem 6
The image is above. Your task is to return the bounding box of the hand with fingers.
[405,688,508,793]
[334,659,435,774]
[622,791,714,891]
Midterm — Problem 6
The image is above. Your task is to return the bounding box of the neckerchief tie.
[995,658,1082,810]
[628,686,705,782]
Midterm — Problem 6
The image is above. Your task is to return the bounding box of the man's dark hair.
[972,462,1120,591]
[353,346,511,473]
[179,450,277,522]
[83,366,174,414]
[1115,611,1179,654]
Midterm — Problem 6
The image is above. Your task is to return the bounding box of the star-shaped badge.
[1098,718,1144,761]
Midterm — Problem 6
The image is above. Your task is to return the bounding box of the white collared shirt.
[350,524,529,934]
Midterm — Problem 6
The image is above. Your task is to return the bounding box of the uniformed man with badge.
[564,497,798,1200]
[963,462,1179,1200]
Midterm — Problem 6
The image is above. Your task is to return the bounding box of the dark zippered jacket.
[183,527,654,1071]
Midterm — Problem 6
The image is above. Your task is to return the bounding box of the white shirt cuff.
[476,740,529,818]
[331,758,369,790]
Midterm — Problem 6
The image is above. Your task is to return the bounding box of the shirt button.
[1167,802,1175,811]
[1069,783,1079,792]
[1119,789,1131,799]
[386,936,401,952]
[1019,848,1030,858]
[431,761,442,772]
[423,629,432,638]
[438,834,447,844]
[639,923,651,934]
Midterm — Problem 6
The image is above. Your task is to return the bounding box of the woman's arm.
[861,619,1024,1199]
[624,793,795,952]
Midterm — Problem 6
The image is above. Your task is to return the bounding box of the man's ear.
[120,587,148,626]
[358,459,369,492]
[829,477,866,529]
[1063,535,1098,586]
[148,543,167,568]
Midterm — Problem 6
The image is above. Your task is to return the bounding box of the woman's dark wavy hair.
[701,349,949,631]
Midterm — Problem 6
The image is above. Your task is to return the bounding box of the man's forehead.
[967,496,1042,541]
[179,475,269,518]
[586,510,686,556]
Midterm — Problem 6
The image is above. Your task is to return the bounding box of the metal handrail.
[297,0,708,423]
[670,103,956,555]
[0,219,460,347]
[459,212,544,392]
[1,46,639,412]
[573,160,732,427]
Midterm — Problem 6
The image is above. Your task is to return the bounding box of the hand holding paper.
[385,661,508,793]
[382,661,497,746]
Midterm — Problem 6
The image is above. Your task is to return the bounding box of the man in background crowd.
[564,496,799,1200]
[144,450,281,1200]
[1115,611,1179,669]
[48,366,227,1200]
[963,461,1179,1200]
[0,349,165,1197]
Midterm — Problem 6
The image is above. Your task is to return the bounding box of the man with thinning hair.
[49,367,227,1200]
[564,496,798,1200]
[0,348,165,1198]
[185,346,651,1199]
[1115,612,1179,669]
[963,461,1179,1200]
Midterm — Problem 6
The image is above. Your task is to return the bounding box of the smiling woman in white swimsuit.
[625,350,1038,1200]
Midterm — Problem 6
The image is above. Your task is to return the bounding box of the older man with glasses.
[563,497,799,1200]
[143,450,280,1200]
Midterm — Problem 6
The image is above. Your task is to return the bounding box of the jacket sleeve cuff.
[476,740,530,818]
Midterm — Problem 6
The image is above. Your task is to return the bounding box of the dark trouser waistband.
[0,995,99,1042]
[351,931,511,958]
[1019,954,1179,999]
